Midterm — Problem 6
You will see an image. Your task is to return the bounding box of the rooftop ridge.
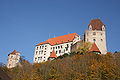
[37,33,78,46]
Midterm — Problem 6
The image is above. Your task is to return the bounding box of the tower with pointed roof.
[48,50,57,61]
[7,50,20,68]
[84,19,107,54]
[89,43,101,54]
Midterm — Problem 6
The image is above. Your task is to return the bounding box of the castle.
[7,19,107,67]
[33,19,107,63]
[33,33,81,63]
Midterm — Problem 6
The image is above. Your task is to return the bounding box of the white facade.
[7,50,20,68]
[85,25,107,54]
[33,33,80,63]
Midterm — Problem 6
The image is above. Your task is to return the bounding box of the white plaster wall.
[7,52,20,68]
[33,44,51,63]
[33,35,81,63]
[85,30,107,54]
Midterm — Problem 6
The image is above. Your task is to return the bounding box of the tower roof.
[89,43,100,52]
[49,50,57,58]
[37,33,79,46]
[88,19,105,30]
[8,50,20,56]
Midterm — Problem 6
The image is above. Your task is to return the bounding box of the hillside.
[0,68,11,80]
[5,52,120,80]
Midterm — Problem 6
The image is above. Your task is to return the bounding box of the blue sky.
[0,0,120,64]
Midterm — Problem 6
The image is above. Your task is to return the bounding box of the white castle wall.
[85,25,107,54]
[7,52,20,68]
[33,35,80,63]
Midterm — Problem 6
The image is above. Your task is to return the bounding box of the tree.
[77,42,91,55]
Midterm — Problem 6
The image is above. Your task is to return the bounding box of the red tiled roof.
[37,33,79,46]
[88,19,105,30]
[107,52,112,54]
[37,41,49,45]
[49,50,57,58]
[89,43,100,52]
[10,50,17,54]
[8,50,19,56]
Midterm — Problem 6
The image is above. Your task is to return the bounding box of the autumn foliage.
[1,51,118,80]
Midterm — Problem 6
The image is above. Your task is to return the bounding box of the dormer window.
[102,25,105,30]
[89,25,92,30]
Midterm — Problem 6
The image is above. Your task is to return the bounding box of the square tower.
[84,19,107,54]
[7,50,20,68]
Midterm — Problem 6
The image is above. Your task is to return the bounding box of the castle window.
[56,51,58,54]
[61,45,62,48]
[59,50,61,53]
[36,51,38,55]
[66,47,68,51]
[38,57,40,60]
[41,50,43,54]
[93,39,96,42]
[35,57,37,61]
[39,51,41,54]
[42,46,44,49]
[67,44,69,47]
[102,26,105,30]
[56,46,57,49]
[58,46,60,49]
[101,33,103,35]
[11,56,13,58]
[93,32,96,35]
[101,39,103,41]
[89,25,92,30]
[36,47,38,50]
